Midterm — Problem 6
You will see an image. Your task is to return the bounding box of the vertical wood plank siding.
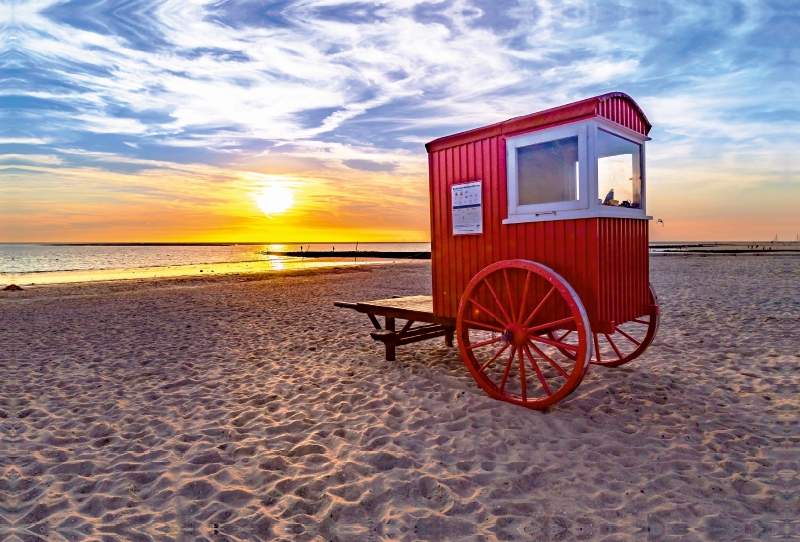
[596,217,649,325]
[428,96,650,327]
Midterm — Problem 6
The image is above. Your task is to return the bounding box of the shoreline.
[0,257,396,288]
[3,250,799,289]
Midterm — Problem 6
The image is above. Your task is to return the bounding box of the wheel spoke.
[478,343,509,373]
[615,327,641,346]
[529,334,579,351]
[499,346,517,393]
[518,271,532,325]
[502,269,517,322]
[522,287,555,327]
[484,280,513,325]
[605,333,624,359]
[457,260,604,407]
[632,318,650,325]
[526,316,575,335]
[466,336,502,350]
[468,298,508,329]
[518,348,527,401]
[523,344,552,396]
[527,340,570,379]
[464,319,505,334]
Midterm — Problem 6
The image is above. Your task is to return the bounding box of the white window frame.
[504,118,651,224]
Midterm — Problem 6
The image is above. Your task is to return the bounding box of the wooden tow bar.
[336,92,660,410]
[334,296,454,362]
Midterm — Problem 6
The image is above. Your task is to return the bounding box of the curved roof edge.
[425,92,652,154]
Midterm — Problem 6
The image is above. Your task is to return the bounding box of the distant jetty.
[262,243,800,259]
[261,250,431,259]
[650,242,800,254]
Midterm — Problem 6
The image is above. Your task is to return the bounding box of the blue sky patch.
[2,0,799,241]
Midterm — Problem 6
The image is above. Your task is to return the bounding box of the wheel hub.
[501,323,527,348]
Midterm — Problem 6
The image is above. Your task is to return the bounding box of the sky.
[0,0,798,242]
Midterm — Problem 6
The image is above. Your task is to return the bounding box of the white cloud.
[0,153,63,164]
[0,137,52,144]
[3,0,798,240]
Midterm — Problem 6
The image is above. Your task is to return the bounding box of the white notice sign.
[452,181,483,235]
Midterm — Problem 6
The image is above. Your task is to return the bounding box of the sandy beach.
[1,256,797,541]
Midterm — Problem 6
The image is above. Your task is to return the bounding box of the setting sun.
[255,186,295,216]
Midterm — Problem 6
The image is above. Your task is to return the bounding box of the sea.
[2,241,798,287]
[0,243,431,285]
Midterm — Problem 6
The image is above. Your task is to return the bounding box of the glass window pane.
[597,129,642,209]
[517,136,579,206]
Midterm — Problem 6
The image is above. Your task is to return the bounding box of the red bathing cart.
[336,93,659,409]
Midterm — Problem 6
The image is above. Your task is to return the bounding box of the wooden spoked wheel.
[549,283,660,368]
[456,260,593,410]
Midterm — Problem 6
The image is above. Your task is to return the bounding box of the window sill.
[503,208,651,224]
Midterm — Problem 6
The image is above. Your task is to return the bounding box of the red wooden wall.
[427,93,651,328]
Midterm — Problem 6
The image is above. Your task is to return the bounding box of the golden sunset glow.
[2,0,799,244]
[4,154,797,243]
[255,186,295,216]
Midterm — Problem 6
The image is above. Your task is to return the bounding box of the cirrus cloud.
[1,0,798,241]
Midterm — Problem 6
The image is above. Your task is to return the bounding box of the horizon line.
[2,240,799,246]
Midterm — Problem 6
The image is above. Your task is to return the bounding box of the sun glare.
[255,186,294,216]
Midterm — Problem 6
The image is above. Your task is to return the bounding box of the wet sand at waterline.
[1,257,797,541]
[0,256,390,286]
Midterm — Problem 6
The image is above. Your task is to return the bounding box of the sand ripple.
[1,258,798,540]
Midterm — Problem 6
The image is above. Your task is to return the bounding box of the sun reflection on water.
[266,255,285,270]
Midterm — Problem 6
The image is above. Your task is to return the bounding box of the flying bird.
[656,219,664,226]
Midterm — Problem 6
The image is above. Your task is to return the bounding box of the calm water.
[0,243,432,275]
[4,241,795,279]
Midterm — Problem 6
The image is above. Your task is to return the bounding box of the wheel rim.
[549,283,660,368]
[456,260,592,410]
